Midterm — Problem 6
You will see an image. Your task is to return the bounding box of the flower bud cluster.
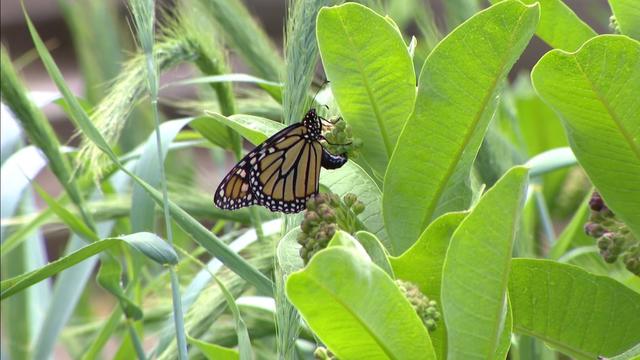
[314,346,337,360]
[395,279,441,332]
[584,191,639,275]
[609,15,621,34]
[322,117,363,158]
[298,192,365,264]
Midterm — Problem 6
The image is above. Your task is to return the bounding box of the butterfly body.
[214,109,347,213]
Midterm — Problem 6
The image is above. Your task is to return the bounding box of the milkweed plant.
[1,0,639,359]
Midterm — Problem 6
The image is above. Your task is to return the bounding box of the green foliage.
[317,2,416,176]
[188,336,239,360]
[490,0,596,50]
[3,0,640,359]
[384,1,539,253]
[287,245,436,359]
[509,259,640,359]
[1,233,177,300]
[390,212,467,359]
[608,0,640,40]
[442,167,528,359]
[532,35,640,238]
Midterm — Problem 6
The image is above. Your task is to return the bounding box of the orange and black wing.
[214,123,323,213]
[213,157,254,211]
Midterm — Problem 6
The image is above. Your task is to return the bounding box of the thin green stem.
[534,187,555,255]
[127,320,147,360]
[130,0,188,357]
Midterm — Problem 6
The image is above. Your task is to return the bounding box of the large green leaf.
[610,343,640,360]
[287,247,435,360]
[1,232,178,300]
[390,211,467,360]
[609,0,640,40]
[509,259,640,359]
[490,0,596,50]
[532,35,640,238]
[442,166,529,359]
[383,1,539,253]
[317,2,416,177]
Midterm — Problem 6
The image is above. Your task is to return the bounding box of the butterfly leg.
[320,116,344,125]
[321,148,348,169]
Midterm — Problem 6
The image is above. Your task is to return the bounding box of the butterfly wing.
[251,124,323,213]
[213,156,255,211]
[214,123,323,213]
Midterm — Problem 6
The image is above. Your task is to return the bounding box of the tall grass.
[128,0,188,358]
[276,1,341,358]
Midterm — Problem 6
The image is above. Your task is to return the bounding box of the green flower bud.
[305,211,320,224]
[584,222,604,237]
[343,193,357,207]
[325,223,338,238]
[320,208,336,222]
[315,231,327,242]
[328,193,341,207]
[306,198,317,211]
[314,346,336,360]
[609,15,621,34]
[352,201,365,215]
[395,279,440,332]
[425,319,437,332]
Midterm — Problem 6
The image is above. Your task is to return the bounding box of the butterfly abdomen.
[321,150,348,169]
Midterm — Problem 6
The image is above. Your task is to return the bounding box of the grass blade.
[16,8,274,295]
[195,0,282,81]
[188,336,239,360]
[131,118,195,232]
[0,146,46,240]
[282,0,335,125]
[1,44,94,229]
[1,233,178,299]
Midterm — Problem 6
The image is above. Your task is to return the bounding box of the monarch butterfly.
[214,109,348,213]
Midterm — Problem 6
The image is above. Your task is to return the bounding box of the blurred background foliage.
[1,0,633,359]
